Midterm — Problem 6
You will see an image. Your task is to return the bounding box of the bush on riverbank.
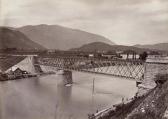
[154,73,168,85]
[0,73,8,81]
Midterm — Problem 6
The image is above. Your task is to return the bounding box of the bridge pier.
[61,70,73,85]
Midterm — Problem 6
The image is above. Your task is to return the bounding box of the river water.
[0,72,137,119]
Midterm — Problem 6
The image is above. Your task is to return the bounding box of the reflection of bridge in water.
[35,56,146,81]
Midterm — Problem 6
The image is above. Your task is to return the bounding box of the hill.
[0,27,45,50]
[17,24,115,50]
[71,42,149,54]
[134,43,168,51]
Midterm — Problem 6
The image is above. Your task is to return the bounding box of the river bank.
[89,73,168,119]
[0,71,55,82]
[88,85,155,119]
[0,73,37,81]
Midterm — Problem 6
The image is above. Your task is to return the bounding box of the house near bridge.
[7,68,29,79]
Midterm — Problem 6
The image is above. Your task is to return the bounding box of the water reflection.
[0,72,137,119]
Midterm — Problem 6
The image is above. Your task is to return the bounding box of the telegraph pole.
[92,78,95,94]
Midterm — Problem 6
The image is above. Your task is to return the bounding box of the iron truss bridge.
[36,56,146,80]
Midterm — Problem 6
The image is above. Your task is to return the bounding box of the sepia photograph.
[0,0,168,119]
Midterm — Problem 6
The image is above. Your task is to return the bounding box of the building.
[14,68,23,77]
[7,68,29,79]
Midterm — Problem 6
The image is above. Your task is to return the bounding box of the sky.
[1,0,168,45]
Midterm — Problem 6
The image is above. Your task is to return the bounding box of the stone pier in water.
[62,70,73,85]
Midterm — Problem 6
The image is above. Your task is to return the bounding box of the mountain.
[134,43,168,51]
[0,27,45,50]
[17,24,115,50]
[71,42,148,53]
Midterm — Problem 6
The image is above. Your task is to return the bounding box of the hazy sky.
[1,0,168,45]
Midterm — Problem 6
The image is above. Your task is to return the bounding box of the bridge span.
[35,56,146,80]
[1,54,168,87]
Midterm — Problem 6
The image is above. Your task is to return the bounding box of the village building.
[7,68,29,79]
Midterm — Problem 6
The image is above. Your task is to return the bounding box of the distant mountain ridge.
[0,27,45,50]
[17,24,115,50]
[134,43,168,51]
[71,42,149,53]
[1,24,167,53]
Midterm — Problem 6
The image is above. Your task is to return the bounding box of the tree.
[139,52,148,61]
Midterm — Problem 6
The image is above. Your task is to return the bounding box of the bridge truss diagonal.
[36,57,146,80]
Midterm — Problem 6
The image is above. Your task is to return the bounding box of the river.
[0,72,137,119]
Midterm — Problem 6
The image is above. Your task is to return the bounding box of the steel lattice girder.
[36,56,146,80]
